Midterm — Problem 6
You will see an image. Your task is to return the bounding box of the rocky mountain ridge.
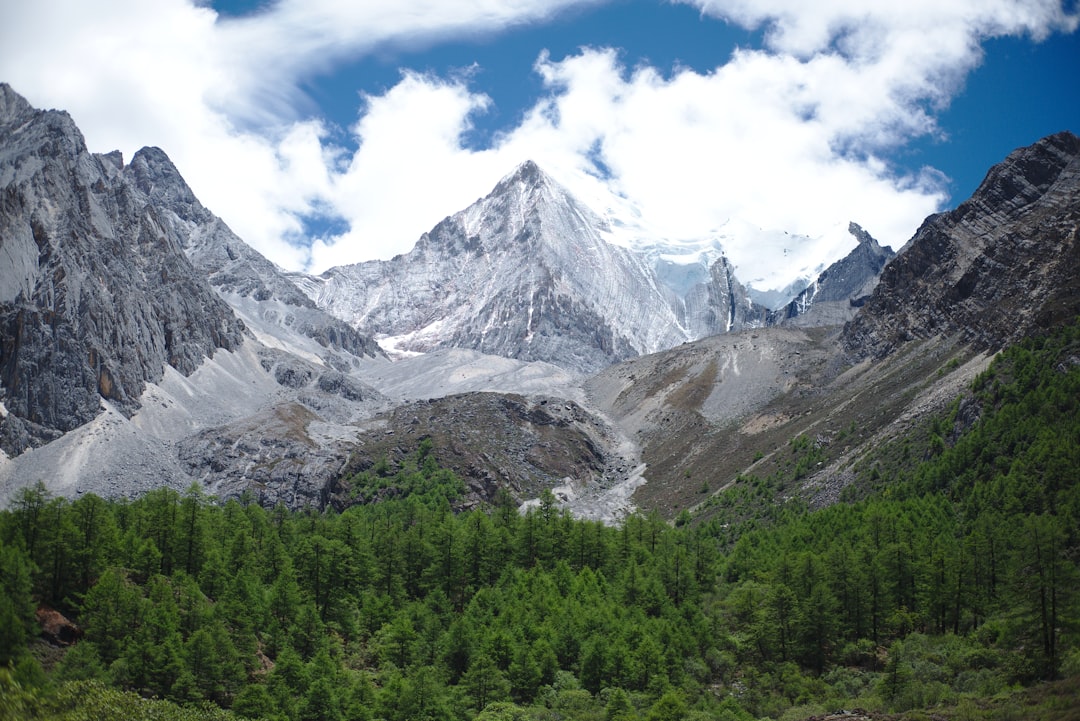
[843,131,1080,359]
[2,84,1077,523]
[0,84,388,505]
[311,161,687,373]
[309,161,879,373]
[771,222,894,327]
[0,83,247,455]
[125,145,384,364]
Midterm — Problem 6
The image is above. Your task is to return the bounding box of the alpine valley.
[1,83,1078,521]
[3,81,1080,721]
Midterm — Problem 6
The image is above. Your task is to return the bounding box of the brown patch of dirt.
[612,329,982,520]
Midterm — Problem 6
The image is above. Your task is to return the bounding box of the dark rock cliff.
[0,84,247,453]
[773,222,895,327]
[843,131,1080,359]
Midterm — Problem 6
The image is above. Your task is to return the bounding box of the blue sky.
[295,2,760,151]
[291,2,1079,205]
[1,0,1077,282]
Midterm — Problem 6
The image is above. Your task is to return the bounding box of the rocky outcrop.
[683,255,769,335]
[177,402,353,509]
[0,84,246,454]
[773,222,894,327]
[36,605,81,646]
[329,391,628,510]
[0,86,393,509]
[843,131,1080,359]
[126,146,383,362]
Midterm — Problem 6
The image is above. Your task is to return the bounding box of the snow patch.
[376,335,426,360]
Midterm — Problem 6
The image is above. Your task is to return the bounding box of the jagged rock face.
[843,131,1080,359]
[126,146,382,361]
[774,222,895,327]
[128,147,306,304]
[313,161,756,373]
[0,84,246,453]
[0,86,384,509]
[683,255,769,336]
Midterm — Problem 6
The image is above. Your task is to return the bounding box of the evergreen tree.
[118,575,184,697]
[462,653,510,712]
[0,540,35,663]
[79,567,141,665]
[67,493,119,602]
[300,676,343,721]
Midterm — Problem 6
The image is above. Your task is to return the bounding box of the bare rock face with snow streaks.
[0,84,389,506]
[773,222,895,328]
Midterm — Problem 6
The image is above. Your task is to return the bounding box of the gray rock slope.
[772,222,895,327]
[0,83,246,455]
[0,85,643,513]
[843,131,1080,359]
[310,161,768,373]
[0,85,391,506]
[20,82,1064,522]
[125,146,383,365]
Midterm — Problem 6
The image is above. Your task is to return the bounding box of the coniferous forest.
[2,323,1079,721]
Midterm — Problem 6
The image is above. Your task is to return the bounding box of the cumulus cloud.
[682,0,1078,143]
[0,0,602,271]
[1,0,1076,284]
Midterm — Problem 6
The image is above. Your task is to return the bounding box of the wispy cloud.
[1,0,1075,281]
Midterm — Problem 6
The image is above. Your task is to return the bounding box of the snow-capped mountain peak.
[311,161,771,372]
[304,159,896,372]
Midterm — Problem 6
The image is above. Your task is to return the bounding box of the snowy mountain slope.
[559,183,852,310]
[313,161,771,372]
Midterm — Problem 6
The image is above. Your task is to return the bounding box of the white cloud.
[0,0,601,271]
[308,73,505,270]
[1,0,1076,284]
[212,0,603,126]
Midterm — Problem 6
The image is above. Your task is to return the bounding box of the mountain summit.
[311,161,768,372]
[0,83,247,454]
[3,84,1079,521]
[0,85,388,504]
[772,222,895,327]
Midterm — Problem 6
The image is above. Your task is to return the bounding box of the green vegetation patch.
[1,322,1079,720]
